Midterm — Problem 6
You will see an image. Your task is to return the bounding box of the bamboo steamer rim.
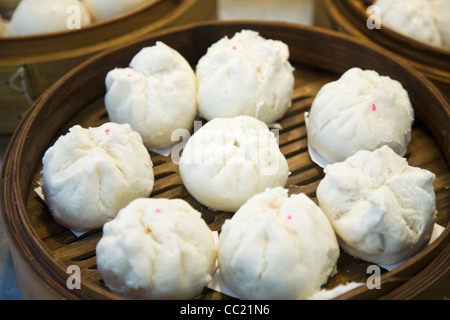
[1,20,449,300]
[0,0,205,65]
[322,0,450,83]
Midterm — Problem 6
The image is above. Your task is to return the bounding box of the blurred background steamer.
[314,0,450,99]
[1,20,449,300]
[0,0,217,134]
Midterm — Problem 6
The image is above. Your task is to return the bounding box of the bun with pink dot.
[41,122,154,232]
[196,29,295,124]
[218,187,339,300]
[306,67,414,164]
[96,198,217,300]
[105,41,197,150]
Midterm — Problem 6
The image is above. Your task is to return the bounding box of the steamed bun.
[96,198,217,300]
[9,0,92,36]
[306,67,414,164]
[105,41,197,150]
[84,0,154,21]
[42,122,154,232]
[196,29,295,124]
[317,145,436,265]
[179,115,289,212]
[373,0,450,50]
[218,187,340,300]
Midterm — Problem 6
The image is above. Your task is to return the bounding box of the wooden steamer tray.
[0,0,217,134]
[1,21,449,300]
[318,0,450,99]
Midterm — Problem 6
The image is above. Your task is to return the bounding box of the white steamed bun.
[218,187,340,300]
[96,198,217,300]
[83,0,154,22]
[196,29,295,124]
[42,122,154,232]
[105,41,197,150]
[179,115,289,212]
[373,0,450,50]
[9,0,91,36]
[306,67,414,164]
[317,145,436,265]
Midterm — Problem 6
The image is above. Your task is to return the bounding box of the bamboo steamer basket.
[317,0,450,99]
[0,0,217,134]
[1,20,449,300]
